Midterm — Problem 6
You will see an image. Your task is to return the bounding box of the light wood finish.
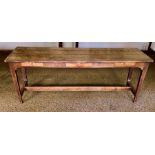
[25,86,131,91]
[9,64,23,103]
[5,47,153,63]
[133,63,149,102]
[5,47,153,103]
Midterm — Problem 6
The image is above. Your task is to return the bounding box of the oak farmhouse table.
[5,47,153,103]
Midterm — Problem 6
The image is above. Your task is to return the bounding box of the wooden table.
[5,47,153,103]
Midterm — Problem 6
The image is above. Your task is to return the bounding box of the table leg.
[9,64,23,103]
[133,63,149,102]
[126,68,133,86]
[21,68,28,86]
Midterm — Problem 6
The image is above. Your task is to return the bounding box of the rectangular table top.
[5,47,153,63]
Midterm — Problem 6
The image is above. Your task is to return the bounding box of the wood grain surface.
[5,47,153,63]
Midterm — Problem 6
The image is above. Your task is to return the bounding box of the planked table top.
[5,47,153,63]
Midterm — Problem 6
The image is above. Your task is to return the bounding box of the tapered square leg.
[133,63,149,102]
[9,64,23,103]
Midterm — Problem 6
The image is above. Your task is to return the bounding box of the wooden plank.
[13,62,145,70]
[5,47,153,63]
[25,86,131,91]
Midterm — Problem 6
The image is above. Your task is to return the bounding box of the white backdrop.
[79,42,149,50]
[0,42,59,49]
[0,42,150,50]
